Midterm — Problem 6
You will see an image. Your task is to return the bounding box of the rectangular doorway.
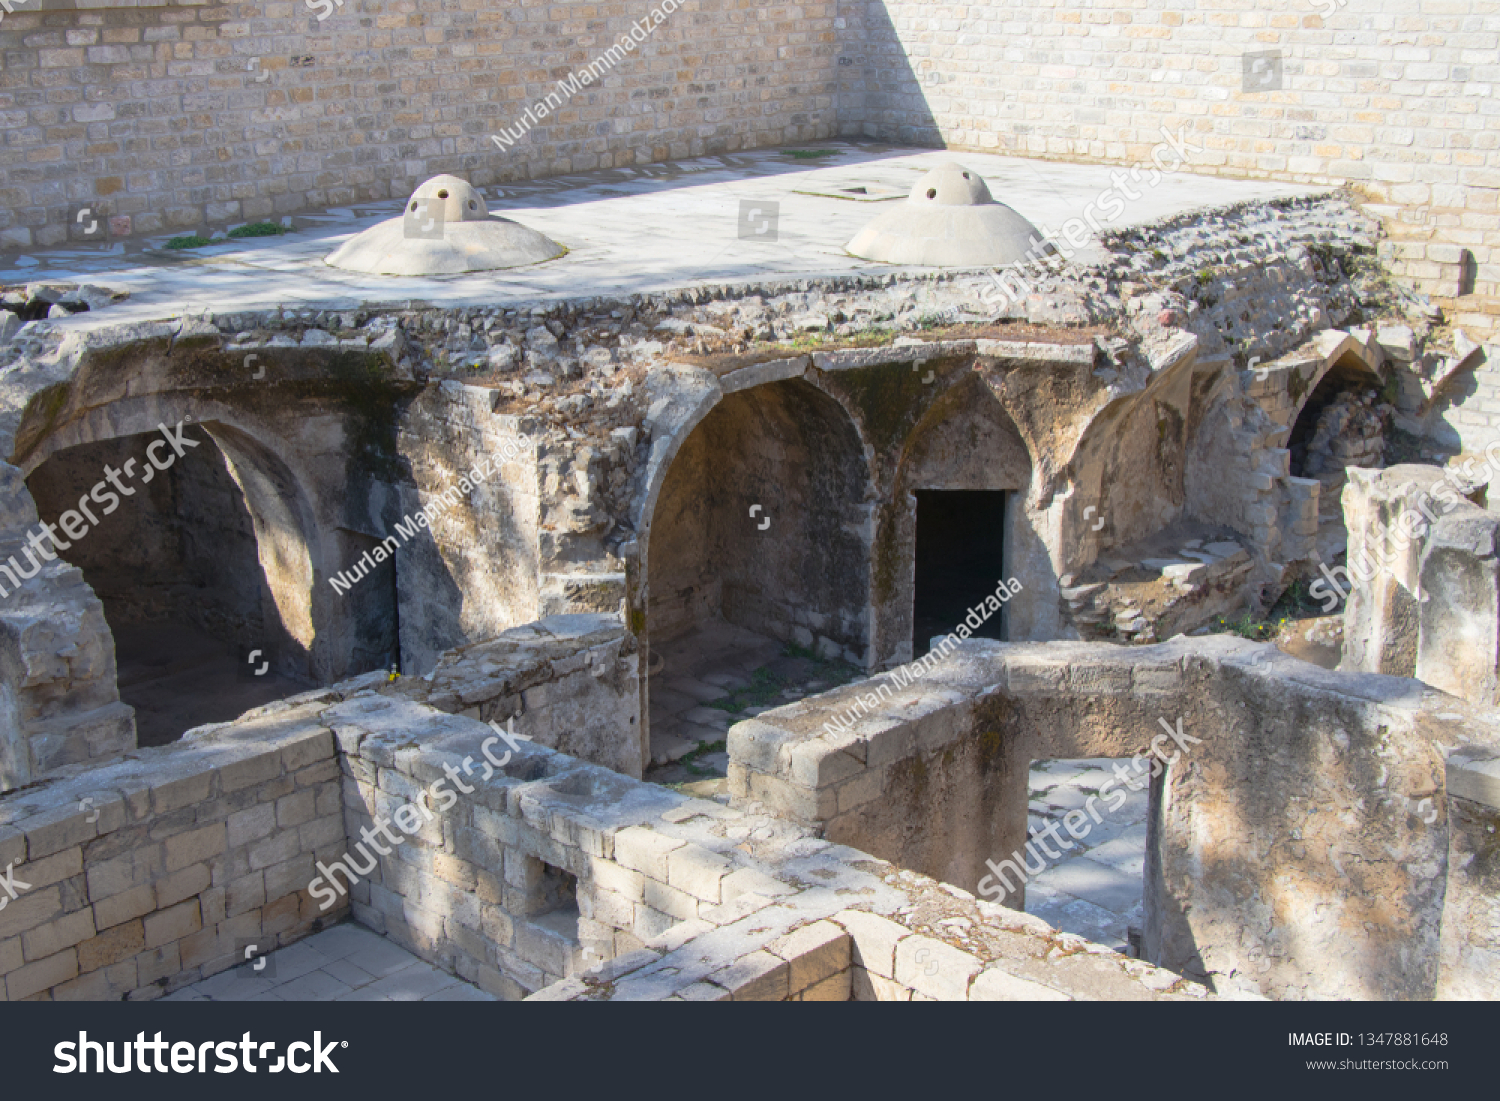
[913,489,1006,656]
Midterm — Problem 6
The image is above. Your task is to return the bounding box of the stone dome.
[844,162,1042,268]
[325,175,566,276]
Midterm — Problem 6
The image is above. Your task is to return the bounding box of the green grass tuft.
[164,235,213,250]
[227,221,287,238]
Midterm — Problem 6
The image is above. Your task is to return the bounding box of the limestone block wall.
[329,691,1205,1002]
[726,633,1500,1000]
[0,0,838,250]
[0,704,346,1001]
[838,0,1500,299]
[393,382,542,674]
[384,613,644,778]
[14,618,1493,1002]
[1427,344,1500,456]
[537,887,1206,1002]
[0,629,1214,1003]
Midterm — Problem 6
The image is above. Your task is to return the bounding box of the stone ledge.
[1447,750,1500,811]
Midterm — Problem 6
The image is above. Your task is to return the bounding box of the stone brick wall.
[332,690,1203,1002]
[838,0,1500,298]
[15,618,1493,1002]
[536,862,1208,1001]
[6,0,1491,303]
[384,613,644,777]
[0,704,346,1000]
[395,382,543,673]
[0,0,839,250]
[726,633,1497,1000]
[1340,463,1500,701]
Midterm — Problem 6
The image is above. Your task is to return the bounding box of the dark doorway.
[913,490,1006,655]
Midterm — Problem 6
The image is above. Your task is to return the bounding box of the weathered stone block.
[666,844,732,904]
[894,934,980,1000]
[164,824,226,872]
[92,884,154,931]
[642,877,699,922]
[6,948,78,1000]
[613,827,685,880]
[21,908,96,963]
[969,965,1072,1001]
[714,950,789,1001]
[851,964,910,1001]
[154,864,211,909]
[76,924,147,972]
[768,920,850,992]
[832,909,910,979]
[143,900,201,949]
[0,886,62,941]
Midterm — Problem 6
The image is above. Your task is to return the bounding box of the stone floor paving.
[2,142,1323,322]
[644,617,860,797]
[163,921,495,1002]
[1024,758,1150,953]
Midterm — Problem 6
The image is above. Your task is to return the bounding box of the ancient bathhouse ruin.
[1,0,1498,1002]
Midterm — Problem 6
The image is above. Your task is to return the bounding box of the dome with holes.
[844,162,1041,267]
[325,174,565,275]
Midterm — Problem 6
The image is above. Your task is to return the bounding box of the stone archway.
[642,376,875,761]
[647,376,874,655]
[11,389,399,748]
[882,375,1040,661]
[1286,353,1388,562]
[21,419,323,744]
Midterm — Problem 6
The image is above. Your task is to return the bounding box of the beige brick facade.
[839,0,1500,297]
[0,0,839,248]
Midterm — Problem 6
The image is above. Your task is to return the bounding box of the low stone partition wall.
[3,627,1212,1003]
[327,693,1206,1002]
[1340,465,1500,705]
[725,633,1500,1001]
[535,867,1210,1002]
[0,703,346,1000]
[10,615,1494,1002]
[381,613,642,777]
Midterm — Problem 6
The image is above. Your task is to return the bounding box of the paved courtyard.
[3,142,1322,325]
[163,922,495,1002]
[1024,759,1149,953]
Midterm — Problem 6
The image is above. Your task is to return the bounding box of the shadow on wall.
[647,377,872,662]
[839,0,942,146]
[24,425,317,745]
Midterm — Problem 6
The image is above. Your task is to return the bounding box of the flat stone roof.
[3,142,1325,326]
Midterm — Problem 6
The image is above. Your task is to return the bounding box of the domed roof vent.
[845,162,1042,267]
[325,174,565,275]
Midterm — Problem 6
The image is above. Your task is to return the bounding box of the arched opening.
[1288,357,1389,563]
[644,378,872,780]
[888,376,1037,658]
[22,422,327,745]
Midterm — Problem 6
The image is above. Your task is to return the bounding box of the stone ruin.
[0,167,1497,1005]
